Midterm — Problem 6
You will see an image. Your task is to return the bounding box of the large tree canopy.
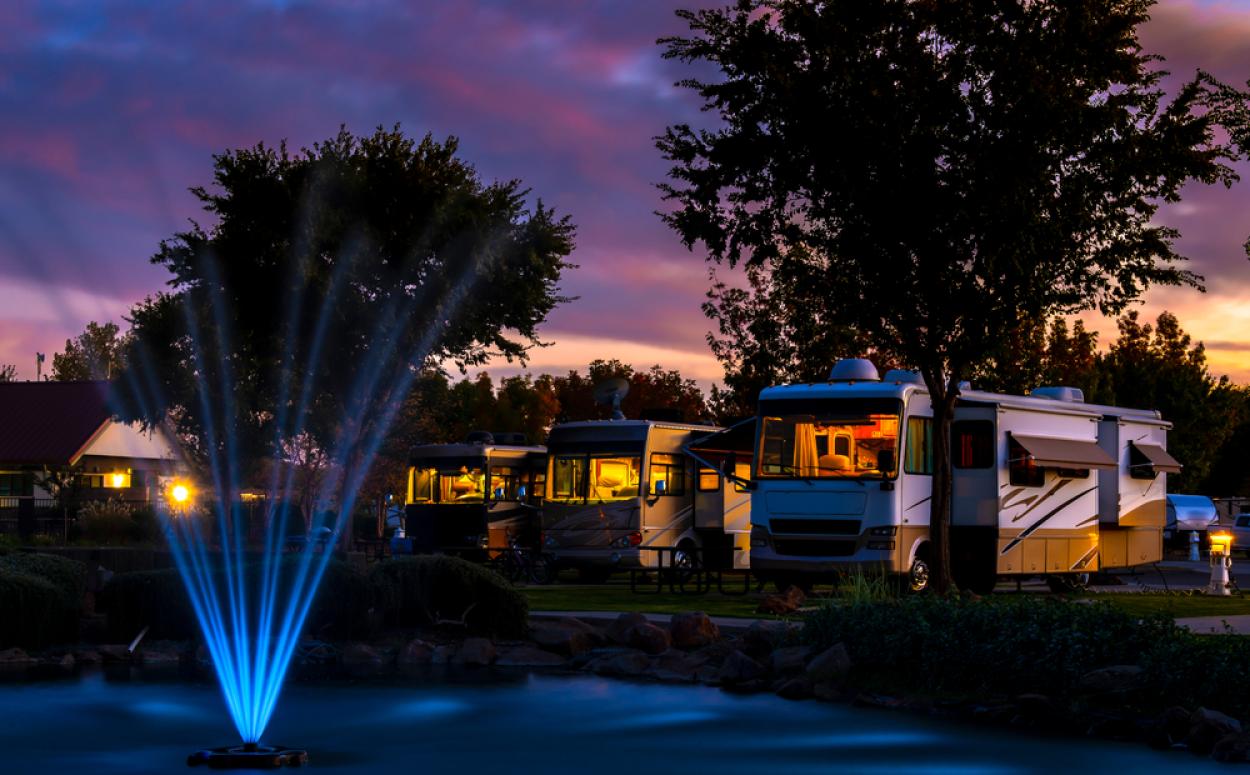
[52,321,128,381]
[116,126,575,502]
[659,0,1245,590]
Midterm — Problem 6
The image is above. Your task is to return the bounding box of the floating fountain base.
[186,743,308,769]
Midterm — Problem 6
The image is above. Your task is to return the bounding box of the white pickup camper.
[748,359,1180,593]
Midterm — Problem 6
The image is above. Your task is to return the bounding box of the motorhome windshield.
[439,467,486,503]
[756,399,901,480]
[548,452,642,504]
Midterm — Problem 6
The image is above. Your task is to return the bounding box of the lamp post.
[1207,532,1234,596]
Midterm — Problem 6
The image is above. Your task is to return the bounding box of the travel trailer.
[748,359,1180,593]
[1163,494,1218,543]
[540,418,745,579]
[403,433,546,560]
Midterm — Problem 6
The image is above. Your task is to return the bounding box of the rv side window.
[1128,444,1159,480]
[550,456,586,502]
[953,421,994,469]
[697,467,720,492]
[904,417,934,475]
[1008,438,1045,487]
[408,468,436,504]
[488,466,517,500]
[649,453,686,496]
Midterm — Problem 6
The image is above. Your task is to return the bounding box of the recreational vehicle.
[403,433,546,560]
[541,419,748,579]
[748,359,1180,593]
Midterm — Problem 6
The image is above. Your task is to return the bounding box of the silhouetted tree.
[52,321,128,381]
[659,0,1244,591]
[115,125,575,513]
[0,365,15,382]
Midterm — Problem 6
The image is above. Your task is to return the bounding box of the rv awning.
[1011,433,1117,470]
[685,418,756,468]
[1129,442,1182,474]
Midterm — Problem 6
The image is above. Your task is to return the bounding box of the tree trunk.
[926,379,960,595]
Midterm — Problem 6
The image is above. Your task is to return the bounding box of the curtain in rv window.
[953,421,994,469]
[904,417,934,475]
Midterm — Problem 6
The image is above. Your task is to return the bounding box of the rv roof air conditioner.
[1030,386,1085,403]
[882,369,923,385]
[465,430,495,444]
[829,358,881,383]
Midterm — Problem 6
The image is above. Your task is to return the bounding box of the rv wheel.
[906,557,931,594]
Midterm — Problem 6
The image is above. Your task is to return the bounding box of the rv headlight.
[869,526,898,537]
[867,540,896,551]
[478,535,490,550]
[750,526,770,548]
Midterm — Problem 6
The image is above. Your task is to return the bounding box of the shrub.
[370,555,528,638]
[805,596,1178,696]
[0,553,87,642]
[98,557,373,642]
[79,499,139,545]
[0,570,64,648]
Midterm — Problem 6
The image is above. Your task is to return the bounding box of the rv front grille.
[769,519,861,535]
[773,539,857,557]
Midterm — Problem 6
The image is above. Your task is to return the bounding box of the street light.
[1208,531,1234,596]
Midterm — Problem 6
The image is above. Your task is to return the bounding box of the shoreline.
[4,609,1250,765]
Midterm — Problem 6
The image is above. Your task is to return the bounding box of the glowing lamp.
[169,482,193,507]
[106,472,131,489]
[1210,532,1233,557]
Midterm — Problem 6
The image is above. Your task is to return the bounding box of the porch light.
[1210,532,1233,557]
[107,471,131,489]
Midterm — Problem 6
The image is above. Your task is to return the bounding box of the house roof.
[0,381,112,466]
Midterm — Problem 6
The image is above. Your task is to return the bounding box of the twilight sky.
[1,0,1248,386]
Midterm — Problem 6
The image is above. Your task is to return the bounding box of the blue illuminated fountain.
[112,248,482,769]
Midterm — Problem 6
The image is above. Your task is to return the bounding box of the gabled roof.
[0,381,112,466]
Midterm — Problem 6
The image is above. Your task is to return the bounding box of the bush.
[0,570,65,648]
[79,499,140,545]
[0,553,87,643]
[805,596,1178,696]
[98,557,373,642]
[370,555,528,638]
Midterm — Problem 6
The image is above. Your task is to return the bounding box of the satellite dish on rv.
[593,377,630,421]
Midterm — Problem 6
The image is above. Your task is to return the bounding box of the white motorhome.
[748,359,1179,593]
[403,433,546,560]
[541,419,747,579]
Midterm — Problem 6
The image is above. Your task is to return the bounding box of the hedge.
[369,555,528,638]
[98,558,372,642]
[0,553,87,645]
[805,595,1250,718]
[0,571,64,648]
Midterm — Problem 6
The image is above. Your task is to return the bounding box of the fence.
[0,496,152,539]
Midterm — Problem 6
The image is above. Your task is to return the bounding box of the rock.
[742,621,792,658]
[139,647,181,667]
[74,649,102,666]
[805,643,851,684]
[431,644,457,665]
[756,585,806,615]
[812,681,848,702]
[295,641,338,665]
[531,619,604,656]
[453,638,497,667]
[771,646,811,675]
[606,613,650,645]
[1147,706,1194,750]
[495,645,567,667]
[397,639,435,667]
[1213,731,1250,763]
[97,644,134,664]
[0,648,35,665]
[718,649,767,685]
[587,649,651,677]
[625,622,671,655]
[58,654,75,670]
[342,642,388,666]
[646,650,706,683]
[1186,708,1243,756]
[670,612,720,650]
[1078,665,1144,694]
[776,677,814,700]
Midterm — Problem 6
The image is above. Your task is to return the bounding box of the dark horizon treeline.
[51,309,1249,499]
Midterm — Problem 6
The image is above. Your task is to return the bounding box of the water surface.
[0,670,1221,774]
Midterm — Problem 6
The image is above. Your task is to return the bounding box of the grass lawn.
[520,581,784,620]
[1082,592,1250,620]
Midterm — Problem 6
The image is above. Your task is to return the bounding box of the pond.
[0,669,1223,774]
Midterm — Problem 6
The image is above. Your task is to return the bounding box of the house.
[0,381,182,511]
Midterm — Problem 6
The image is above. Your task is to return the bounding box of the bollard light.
[1207,531,1234,596]
[1211,532,1233,557]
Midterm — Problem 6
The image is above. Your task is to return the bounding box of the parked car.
[1231,514,1250,556]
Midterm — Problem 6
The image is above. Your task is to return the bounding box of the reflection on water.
[0,671,1223,774]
